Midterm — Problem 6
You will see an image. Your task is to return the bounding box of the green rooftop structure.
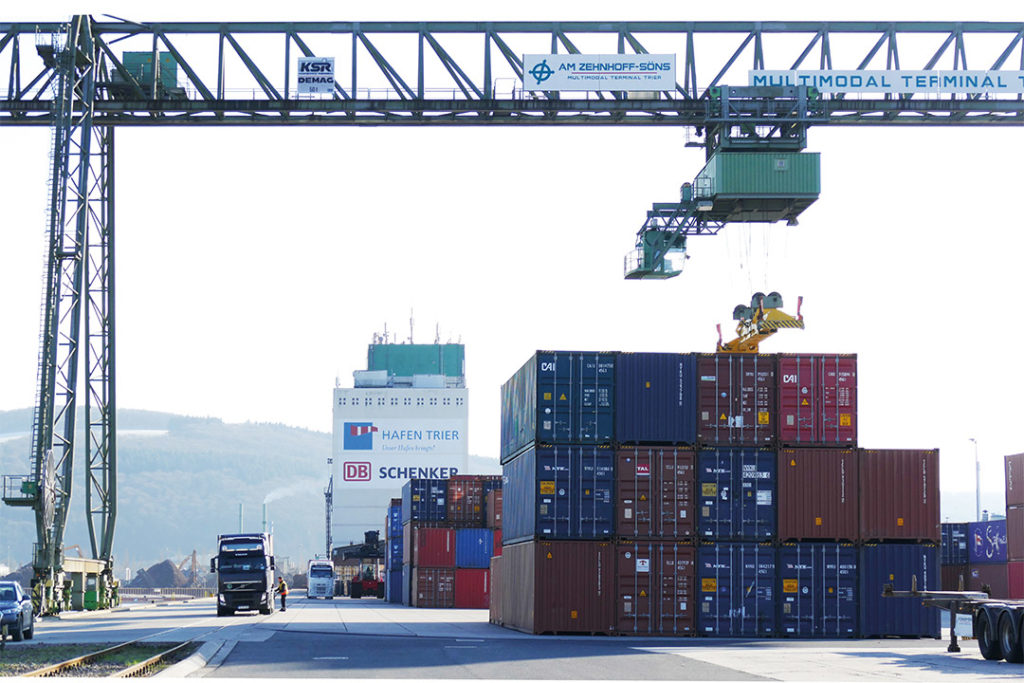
[366,344,465,385]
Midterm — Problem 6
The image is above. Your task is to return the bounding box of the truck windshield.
[219,557,267,572]
[309,567,334,578]
[222,542,264,553]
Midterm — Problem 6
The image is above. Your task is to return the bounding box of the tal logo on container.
[343,462,372,482]
[636,463,651,476]
[344,422,378,450]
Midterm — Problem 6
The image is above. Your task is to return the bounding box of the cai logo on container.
[344,422,378,450]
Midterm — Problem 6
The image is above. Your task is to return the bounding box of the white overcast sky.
[1,1,1021,518]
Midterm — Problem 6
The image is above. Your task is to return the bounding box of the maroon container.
[777,354,857,447]
[777,449,859,542]
[1009,561,1024,600]
[489,557,503,624]
[616,542,695,635]
[697,354,777,446]
[454,568,490,609]
[500,540,614,634]
[941,564,969,591]
[966,563,1009,599]
[413,527,456,568]
[1007,453,1024,507]
[1008,505,1024,562]
[493,529,503,557]
[402,521,452,565]
[448,475,485,525]
[616,447,695,540]
[412,567,455,608]
[859,449,940,543]
[486,489,503,530]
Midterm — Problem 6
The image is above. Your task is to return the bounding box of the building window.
[429,397,437,406]
[416,398,424,406]
[378,397,385,406]
[455,398,464,406]
[442,397,450,406]
[390,398,398,406]
[404,397,412,406]
[364,397,372,406]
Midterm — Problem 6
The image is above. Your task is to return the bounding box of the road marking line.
[314,656,350,660]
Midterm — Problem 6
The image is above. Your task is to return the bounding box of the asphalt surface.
[8,593,1021,681]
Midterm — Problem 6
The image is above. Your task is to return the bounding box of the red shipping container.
[697,354,776,446]
[966,563,1009,599]
[402,521,452,565]
[413,527,456,568]
[777,354,857,447]
[448,475,485,525]
[493,529,503,557]
[489,557,503,624]
[859,449,940,543]
[1009,561,1024,599]
[777,449,859,542]
[454,568,490,609]
[1007,505,1024,561]
[500,540,614,634]
[616,447,694,539]
[412,567,455,608]
[941,564,969,592]
[1007,453,1024,507]
[616,542,695,635]
[486,489,503,530]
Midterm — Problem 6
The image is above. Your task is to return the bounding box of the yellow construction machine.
[716,292,804,353]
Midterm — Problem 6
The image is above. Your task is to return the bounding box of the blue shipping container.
[387,568,403,604]
[941,523,969,565]
[500,351,615,462]
[402,479,448,522]
[503,444,615,544]
[698,448,777,541]
[967,520,1007,565]
[697,543,776,636]
[615,352,697,445]
[859,543,940,638]
[455,528,494,568]
[387,538,403,570]
[402,563,412,606]
[388,501,403,536]
[777,543,858,637]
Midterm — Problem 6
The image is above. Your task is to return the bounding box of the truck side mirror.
[269,556,276,570]
[210,558,216,573]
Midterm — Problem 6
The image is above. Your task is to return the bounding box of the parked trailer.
[884,579,1024,663]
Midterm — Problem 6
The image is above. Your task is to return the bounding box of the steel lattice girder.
[0,19,1023,125]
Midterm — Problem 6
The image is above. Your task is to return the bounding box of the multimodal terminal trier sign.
[523,54,676,91]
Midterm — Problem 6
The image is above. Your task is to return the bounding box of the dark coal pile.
[0,563,33,588]
[129,560,188,588]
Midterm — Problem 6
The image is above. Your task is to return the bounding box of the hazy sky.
[1,2,1021,519]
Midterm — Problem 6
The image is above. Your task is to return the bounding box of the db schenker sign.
[297,57,335,94]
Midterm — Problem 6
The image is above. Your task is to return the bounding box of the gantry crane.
[3,17,1024,613]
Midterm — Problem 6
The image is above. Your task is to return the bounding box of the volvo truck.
[306,558,336,599]
[210,533,275,616]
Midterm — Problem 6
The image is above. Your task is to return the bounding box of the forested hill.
[0,409,499,578]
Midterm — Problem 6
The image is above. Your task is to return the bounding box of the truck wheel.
[977,610,1003,661]
[998,612,1023,664]
[11,616,24,642]
[24,614,33,640]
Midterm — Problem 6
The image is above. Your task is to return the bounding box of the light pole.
[969,438,980,522]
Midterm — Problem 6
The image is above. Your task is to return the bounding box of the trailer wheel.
[998,611,1023,664]
[976,610,1003,661]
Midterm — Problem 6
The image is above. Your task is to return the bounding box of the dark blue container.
[615,352,697,445]
[502,444,615,544]
[967,520,1008,565]
[387,538,403,570]
[777,543,858,637]
[481,476,503,498]
[387,568,403,604]
[941,523,969,565]
[401,563,411,605]
[697,543,776,636]
[500,351,615,462]
[388,500,403,535]
[401,479,448,522]
[455,528,494,568]
[697,448,777,541]
[859,543,940,637]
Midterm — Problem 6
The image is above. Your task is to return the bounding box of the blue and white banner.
[523,54,676,91]
[297,56,335,94]
[750,70,1024,95]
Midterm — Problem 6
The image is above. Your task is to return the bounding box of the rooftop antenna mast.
[409,309,414,344]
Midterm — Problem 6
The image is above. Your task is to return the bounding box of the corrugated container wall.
[486,489,503,530]
[388,499,403,538]
[402,521,449,565]
[1009,561,1024,600]
[616,542,695,635]
[859,449,940,543]
[777,354,857,446]
[500,540,615,635]
[402,479,449,522]
[697,354,777,446]
[489,556,503,624]
[455,528,494,569]
[1005,453,1024,507]
[616,447,694,540]
[697,543,776,636]
[402,563,411,606]
[411,567,455,608]
[941,564,968,592]
[698,448,777,541]
[859,543,940,638]
[447,476,486,525]
[967,520,1007,565]
[777,449,858,542]
[502,445,614,544]
[500,351,615,461]
[615,352,697,445]
[387,568,403,604]
[1007,506,1024,561]
[412,527,455,568]
[454,568,490,609]
[941,523,969,566]
[777,543,858,637]
[967,564,1008,599]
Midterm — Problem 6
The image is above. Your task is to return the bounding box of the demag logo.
[344,422,377,450]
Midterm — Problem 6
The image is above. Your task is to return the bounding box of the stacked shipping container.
[493,348,942,638]
[1008,453,1024,599]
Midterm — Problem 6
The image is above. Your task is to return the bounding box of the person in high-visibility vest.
[275,577,288,612]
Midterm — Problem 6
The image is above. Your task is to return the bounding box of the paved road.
[14,592,1022,681]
